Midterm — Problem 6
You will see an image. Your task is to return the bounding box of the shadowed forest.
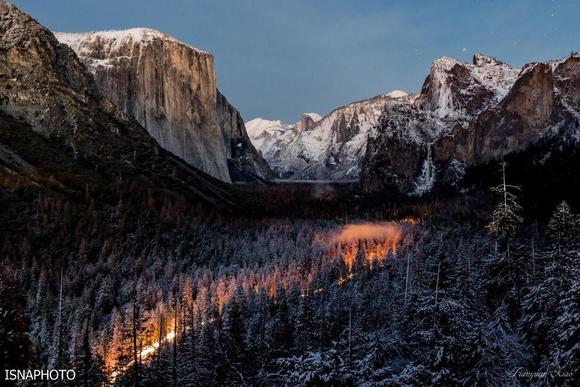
[2,158,579,386]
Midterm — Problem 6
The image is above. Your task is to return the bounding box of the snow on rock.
[247,55,519,182]
[247,95,401,180]
[362,52,580,193]
[385,90,408,98]
[418,54,519,118]
[246,118,294,152]
[57,28,208,58]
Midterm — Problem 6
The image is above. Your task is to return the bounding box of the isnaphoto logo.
[4,369,76,382]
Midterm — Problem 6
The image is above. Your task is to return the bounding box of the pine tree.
[49,267,69,369]
[546,201,579,260]
[550,281,580,383]
[485,162,526,321]
[487,162,523,253]
[220,286,247,384]
[295,290,316,353]
[466,302,528,386]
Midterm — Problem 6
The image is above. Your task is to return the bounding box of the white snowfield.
[385,90,408,98]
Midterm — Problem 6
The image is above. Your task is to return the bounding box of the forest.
[1,159,579,386]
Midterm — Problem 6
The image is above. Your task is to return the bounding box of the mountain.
[250,52,578,192]
[361,53,580,193]
[0,1,237,209]
[56,29,272,183]
[246,92,408,179]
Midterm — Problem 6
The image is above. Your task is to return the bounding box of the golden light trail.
[110,330,176,384]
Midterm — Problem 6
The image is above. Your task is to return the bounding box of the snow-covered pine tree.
[485,162,526,321]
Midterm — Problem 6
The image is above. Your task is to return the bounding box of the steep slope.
[247,92,407,179]
[0,1,237,209]
[216,90,273,182]
[362,53,580,193]
[56,29,272,183]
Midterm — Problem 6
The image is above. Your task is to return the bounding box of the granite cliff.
[57,29,272,182]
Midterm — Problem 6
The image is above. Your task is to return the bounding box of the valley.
[0,1,578,386]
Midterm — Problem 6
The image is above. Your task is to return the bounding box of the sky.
[11,0,579,123]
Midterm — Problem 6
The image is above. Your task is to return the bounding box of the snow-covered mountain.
[247,52,579,194]
[362,52,580,193]
[247,91,408,179]
[417,54,519,118]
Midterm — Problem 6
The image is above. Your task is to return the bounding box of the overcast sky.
[12,0,579,122]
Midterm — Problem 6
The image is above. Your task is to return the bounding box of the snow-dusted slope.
[248,54,520,183]
[247,91,409,179]
[417,54,519,118]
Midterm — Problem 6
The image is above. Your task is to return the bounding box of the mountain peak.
[296,112,322,131]
[473,53,507,67]
[419,54,519,117]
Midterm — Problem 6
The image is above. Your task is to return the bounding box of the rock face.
[0,1,238,209]
[361,100,443,193]
[296,113,322,132]
[0,3,99,141]
[56,29,271,183]
[216,90,272,182]
[417,55,518,118]
[362,53,580,193]
[246,93,406,180]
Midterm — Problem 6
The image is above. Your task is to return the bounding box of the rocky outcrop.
[361,53,580,193]
[296,113,322,131]
[56,29,271,183]
[0,1,238,209]
[417,55,518,118]
[435,62,556,164]
[361,99,447,193]
[552,53,580,109]
[0,2,99,141]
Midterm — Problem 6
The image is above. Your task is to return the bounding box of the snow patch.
[386,90,408,99]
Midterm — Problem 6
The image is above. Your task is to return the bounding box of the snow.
[55,28,208,55]
[547,51,580,71]
[427,54,519,118]
[386,90,408,98]
[246,118,290,138]
[302,112,323,122]
[247,96,396,180]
